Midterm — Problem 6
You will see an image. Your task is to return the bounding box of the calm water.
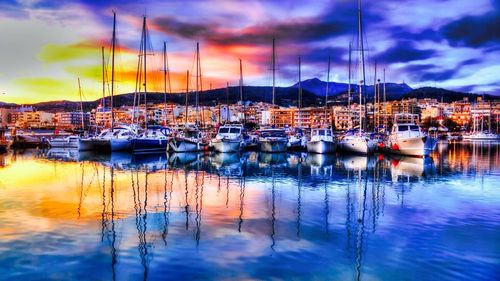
[0,141,499,280]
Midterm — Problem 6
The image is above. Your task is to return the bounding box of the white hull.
[387,136,436,157]
[338,136,375,154]
[306,140,336,154]
[170,138,206,152]
[49,139,79,149]
[463,133,499,140]
[212,140,241,153]
[110,138,131,152]
[260,140,287,153]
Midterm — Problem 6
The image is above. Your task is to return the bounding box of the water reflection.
[0,141,498,280]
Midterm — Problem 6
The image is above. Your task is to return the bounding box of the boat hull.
[78,138,95,151]
[212,140,241,153]
[387,136,436,157]
[131,138,169,153]
[260,140,287,153]
[169,138,207,152]
[338,136,375,155]
[49,139,79,149]
[110,138,131,152]
[306,140,336,154]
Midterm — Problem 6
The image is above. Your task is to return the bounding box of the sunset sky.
[0,0,499,104]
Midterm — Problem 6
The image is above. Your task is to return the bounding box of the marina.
[0,0,499,280]
[0,141,498,280]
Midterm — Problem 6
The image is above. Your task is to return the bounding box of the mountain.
[291,78,413,100]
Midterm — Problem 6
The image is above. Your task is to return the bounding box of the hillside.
[291,78,413,100]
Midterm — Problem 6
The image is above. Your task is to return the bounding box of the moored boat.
[259,128,288,153]
[169,127,208,152]
[48,136,80,149]
[338,132,376,155]
[131,126,171,153]
[385,114,436,157]
[210,124,244,153]
[307,128,336,154]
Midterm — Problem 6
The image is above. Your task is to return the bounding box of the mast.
[110,12,116,130]
[163,41,167,126]
[348,43,352,130]
[195,42,200,126]
[358,0,368,131]
[383,68,386,128]
[272,38,276,106]
[239,58,245,123]
[226,82,230,123]
[142,16,148,129]
[298,56,302,109]
[78,78,85,130]
[101,46,106,109]
[298,56,302,128]
[326,56,331,125]
[185,70,189,125]
[373,62,377,130]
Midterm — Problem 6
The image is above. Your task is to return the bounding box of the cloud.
[440,8,500,47]
[38,42,100,64]
[374,41,437,63]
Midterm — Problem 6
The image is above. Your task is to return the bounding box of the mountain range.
[0,78,494,113]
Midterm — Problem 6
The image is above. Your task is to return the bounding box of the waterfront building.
[55,112,90,130]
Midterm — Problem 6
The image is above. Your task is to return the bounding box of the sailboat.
[463,101,499,140]
[51,78,85,149]
[131,22,172,153]
[259,38,288,153]
[169,47,209,153]
[307,56,337,154]
[80,12,137,152]
[338,1,376,155]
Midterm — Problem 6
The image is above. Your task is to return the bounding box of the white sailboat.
[386,114,436,157]
[338,0,375,155]
[307,57,336,154]
[463,102,499,140]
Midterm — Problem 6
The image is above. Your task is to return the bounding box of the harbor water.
[0,141,498,280]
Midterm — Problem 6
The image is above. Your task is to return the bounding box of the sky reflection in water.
[0,141,499,281]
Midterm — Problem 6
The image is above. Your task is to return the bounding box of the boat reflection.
[338,155,377,171]
[386,155,436,182]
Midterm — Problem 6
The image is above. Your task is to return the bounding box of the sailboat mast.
[383,68,386,128]
[185,70,189,125]
[110,12,116,130]
[326,56,331,126]
[359,0,368,131]
[163,41,167,126]
[78,78,85,130]
[226,82,230,123]
[195,42,200,125]
[348,43,351,108]
[298,56,302,127]
[374,62,377,129]
[101,46,105,109]
[239,58,245,123]
[298,56,302,109]
[142,16,148,129]
[272,37,276,106]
